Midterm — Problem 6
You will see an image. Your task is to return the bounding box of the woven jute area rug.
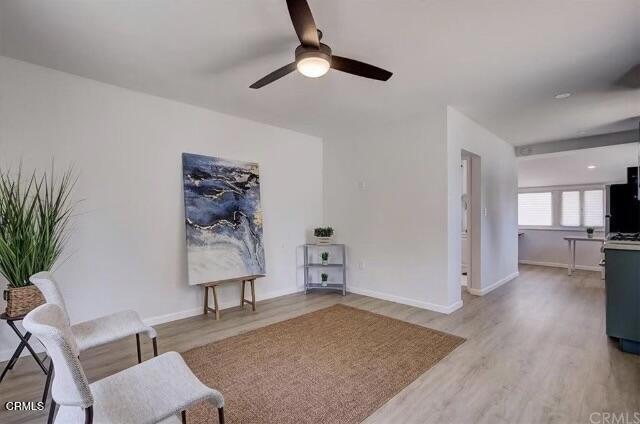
[183,304,464,424]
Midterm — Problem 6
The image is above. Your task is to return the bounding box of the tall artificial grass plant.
[0,165,76,288]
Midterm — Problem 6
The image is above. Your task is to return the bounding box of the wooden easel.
[202,274,265,320]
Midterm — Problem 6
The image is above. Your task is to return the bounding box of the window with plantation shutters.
[561,191,580,227]
[518,192,552,226]
[583,189,604,227]
[518,186,605,229]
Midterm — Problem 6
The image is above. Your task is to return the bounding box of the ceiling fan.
[250,0,393,89]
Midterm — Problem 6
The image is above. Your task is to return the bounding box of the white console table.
[564,236,606,277]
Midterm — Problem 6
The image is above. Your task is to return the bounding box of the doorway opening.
[461,150,481,293]
[461,158,470,287]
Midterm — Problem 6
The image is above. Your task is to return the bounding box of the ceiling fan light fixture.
[249,0,393,88]
[295,45,332,78]
[297,56,330,78]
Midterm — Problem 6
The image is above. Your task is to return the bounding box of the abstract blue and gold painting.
[182,153,265,285]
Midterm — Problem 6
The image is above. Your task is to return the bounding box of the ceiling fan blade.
[331,56,393,81]
[286,0,319,47]
[617,64,640,88]
[250,62,297,89]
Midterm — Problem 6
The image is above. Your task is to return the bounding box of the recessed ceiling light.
[554,92,572,99]
[587,165,596,169]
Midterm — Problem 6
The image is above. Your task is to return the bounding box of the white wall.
[518,229,604,270]
[0,57,323,359]
[322,106,519,313]
[447,107,519,296]
[323,106,456,313]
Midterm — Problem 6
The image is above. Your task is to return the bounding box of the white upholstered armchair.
[23,303,225,424]
[30,271,159,408]
[30,271,158,357]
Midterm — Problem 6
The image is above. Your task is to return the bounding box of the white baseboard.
[518,260,600,272]
[467,271,519,296]
[142,307,203,327]
[143,286,302,327]
[1,286,303,362]
[348,286,463,315]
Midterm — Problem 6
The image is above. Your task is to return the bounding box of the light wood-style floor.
[1,265,638,424]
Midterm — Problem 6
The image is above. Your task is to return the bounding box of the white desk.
[563,236,605,277]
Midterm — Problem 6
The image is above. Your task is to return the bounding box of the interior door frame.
[461,150,482,292]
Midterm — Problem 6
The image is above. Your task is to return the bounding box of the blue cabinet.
[605,248,640,354]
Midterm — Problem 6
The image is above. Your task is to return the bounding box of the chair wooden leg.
[182,410,187,424]
[218,407,225,424]
[47,398,57,424]
[203,285,209,314]
[42,360,54,405]
[212,285,220,320]
[136,334,142,363]
[240,280,246,308]
[152,337,158,356]
[250,279,256,312]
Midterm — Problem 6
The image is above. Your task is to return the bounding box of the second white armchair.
[23,303,224,424]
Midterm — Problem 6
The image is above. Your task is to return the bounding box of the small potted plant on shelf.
[321,273,328,287]
[586,227,595,239]
[314,227,334,245]
[321,252,329,265]
[0,165,76,317]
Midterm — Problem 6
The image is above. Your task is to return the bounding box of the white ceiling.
[518,143,638,187]
[1,0,639,144]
